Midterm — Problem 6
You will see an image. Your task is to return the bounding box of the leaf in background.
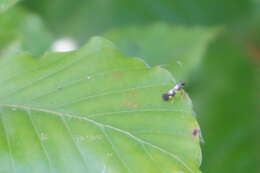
[0,37,202,173]
[188,34,260,173]
[0,7,53,56]
[104,23,218,81]
[0,0,19,13]
[22,0,252,43]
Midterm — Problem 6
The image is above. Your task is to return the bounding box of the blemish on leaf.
[192,128,200,137]
[128,89,139,96]
[122,99,139,108]
[112,72,123,79]
[246,42,260,64]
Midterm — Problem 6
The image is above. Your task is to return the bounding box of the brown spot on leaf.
[112,72,123,78]
[246,42,260,65]
[128,89,139,96]
[121,99,139,108]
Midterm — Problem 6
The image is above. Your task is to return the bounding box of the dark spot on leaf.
[192,129,200,137]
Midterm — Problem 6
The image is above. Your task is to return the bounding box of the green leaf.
[104,23,219,80]
[0,37,201,173]
[22,0,252,42]
[189,34,260,173]
[0,0,19,13]
[0,7,53,56]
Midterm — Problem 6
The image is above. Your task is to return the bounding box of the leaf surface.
[0,37,201,173]
[189,35,260,173]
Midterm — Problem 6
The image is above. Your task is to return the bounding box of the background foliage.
[0,0,259,172]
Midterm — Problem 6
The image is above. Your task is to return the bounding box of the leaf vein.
[0,110,16,173]
[59,117,89,171]
[26,110,54,172]
[0,104,194,173]
[0,46,114,100]
[30,67,147,102]
[100,127,132,173]
[54,83,169,109]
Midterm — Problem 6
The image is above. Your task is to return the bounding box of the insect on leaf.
[0,37,201,173]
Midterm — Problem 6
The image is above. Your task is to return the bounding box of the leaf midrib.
[0,103,194,173]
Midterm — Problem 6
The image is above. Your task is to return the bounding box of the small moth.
[162,82,185,101]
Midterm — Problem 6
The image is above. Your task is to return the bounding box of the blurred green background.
[0,0,259,172]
